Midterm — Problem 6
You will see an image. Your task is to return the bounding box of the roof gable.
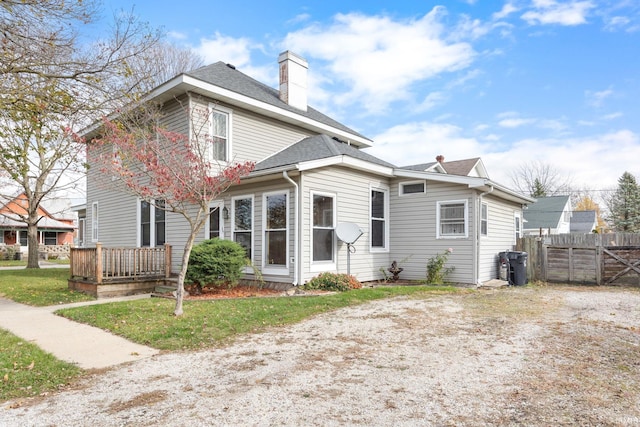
[570,210,597,233]
[254,134,395,172]
[523,195,571,229]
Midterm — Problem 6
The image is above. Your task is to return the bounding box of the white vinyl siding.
[476,195,524,282]
[389,179,473,284]
[300,168,389,283]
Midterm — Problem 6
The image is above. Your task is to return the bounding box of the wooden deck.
[69,243,173,298]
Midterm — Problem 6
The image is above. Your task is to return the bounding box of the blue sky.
[101,0,640,195]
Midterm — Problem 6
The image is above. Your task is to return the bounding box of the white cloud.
[282,8,476,113]
[366,119,640,193]
[366,121,485,167]
[585,88,614,107]
[603,112,623,120]
[194,32,254,67]
[167,31,188,41]
[493,3,519,20]
[498,117,536,128]
[522,0,595,26]
[485,130,640,191]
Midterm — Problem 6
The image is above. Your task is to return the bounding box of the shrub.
[186,238,247,289]
[303,272,362,292]
[426,248,455,284]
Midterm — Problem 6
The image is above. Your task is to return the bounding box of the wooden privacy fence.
[70,243,172,284]
[517,233,640,286]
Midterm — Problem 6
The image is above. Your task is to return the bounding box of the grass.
[0,328,82,402]
[0,259,70,268]
[57,285,460,351]
[0,268,94,306]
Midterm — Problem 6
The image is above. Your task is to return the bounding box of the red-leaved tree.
[89,104,254,315]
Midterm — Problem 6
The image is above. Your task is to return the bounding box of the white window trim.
[91,202,99,243]
[481,202,488,237]
[262,190,289,276]
[310,191,337,272]
[208,103,233,164]
[436,199,469,239]
[205,200,225,240]
[370,185,390,252]
[232,194,254,273]
[399,180,426,196]
[514,212,522,244]
[137,199,165,248]
[78,217,86,247]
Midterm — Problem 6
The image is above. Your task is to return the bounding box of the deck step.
[154,285,177,293]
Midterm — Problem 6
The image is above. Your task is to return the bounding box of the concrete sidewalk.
[0,295,159,370]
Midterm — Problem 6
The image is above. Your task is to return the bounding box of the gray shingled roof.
[400,162,438,171]
[401,158,481,176]
[523,195,570,229]
[570,210,597,233]
[254,134,396,172]
[186,62,368,141]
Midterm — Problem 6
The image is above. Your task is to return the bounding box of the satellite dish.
[335,222,363,245]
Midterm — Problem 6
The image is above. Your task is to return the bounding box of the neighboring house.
[523,195,571,236]
[570,210,597,234]
[83,51,534,286]
[0,193,76,254]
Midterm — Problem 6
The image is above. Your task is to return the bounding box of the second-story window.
[208,105,231,162]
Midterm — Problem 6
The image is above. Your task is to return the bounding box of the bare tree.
[0,1,162,267]
[509,160,573,197]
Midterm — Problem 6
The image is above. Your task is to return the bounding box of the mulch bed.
[185,285,284,300]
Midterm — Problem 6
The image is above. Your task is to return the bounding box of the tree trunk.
[173,231,197,316]
[26,217,40,269]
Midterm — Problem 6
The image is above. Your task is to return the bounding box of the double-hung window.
[481,203,488,236]
[514,214,521,242]
[233,196,253,259]
[264,192,288,272]
[140,199,165,247]
[312,193,335,265]
[208,104,231,163]
[91,202,99,242]
[370,188,388,250]
[437,200,468,238]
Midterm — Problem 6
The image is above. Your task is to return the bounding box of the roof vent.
[226,63,236,70]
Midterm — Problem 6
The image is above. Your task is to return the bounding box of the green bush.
[303,272,363,292]
[426,248,455,284]
[186,238,247,289]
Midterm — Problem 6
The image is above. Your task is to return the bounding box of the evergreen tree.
[606,172,640,232]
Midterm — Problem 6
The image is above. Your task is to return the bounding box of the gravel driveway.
[2,286,640,426]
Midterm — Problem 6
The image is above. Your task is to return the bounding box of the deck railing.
[70,243,172,284]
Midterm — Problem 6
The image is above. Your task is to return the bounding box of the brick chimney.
[436,155,445,163]
[278,51,308,112]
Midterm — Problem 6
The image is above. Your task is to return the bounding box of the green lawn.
[0,328,82,401]
[0,268,94,306]
[57,285,461,351]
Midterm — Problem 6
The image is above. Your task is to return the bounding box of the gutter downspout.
[283,171,299,286]
[476,184,494,287]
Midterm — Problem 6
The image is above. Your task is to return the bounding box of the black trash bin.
[498,251,528,285]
